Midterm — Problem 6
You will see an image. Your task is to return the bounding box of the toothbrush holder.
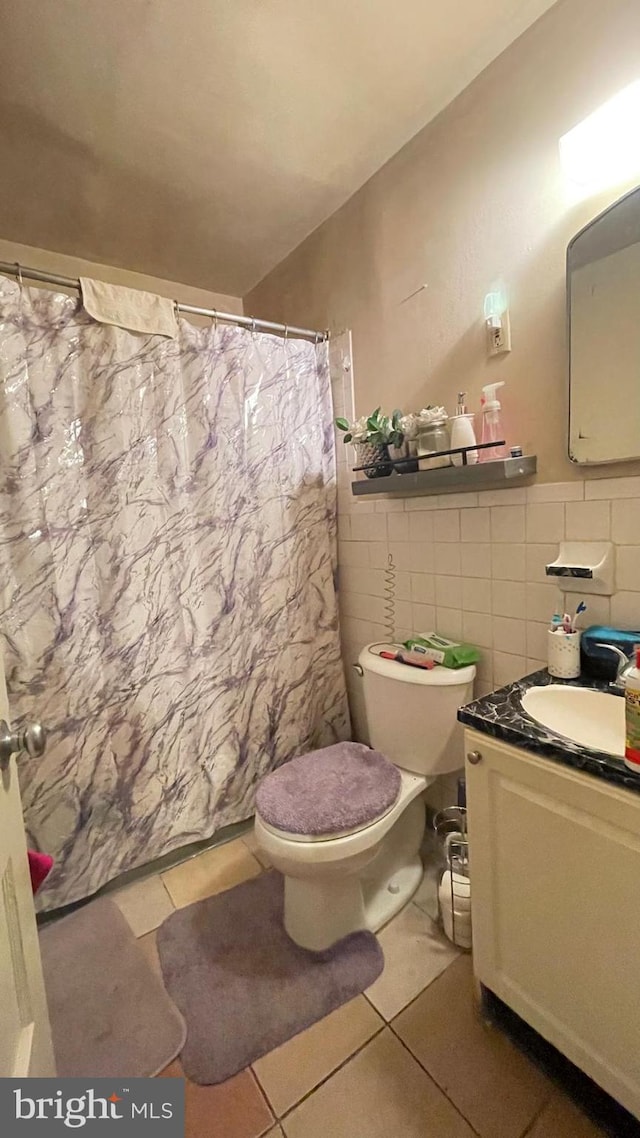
[547,630,581,679]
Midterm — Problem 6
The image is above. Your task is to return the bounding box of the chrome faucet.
[596,643,634,693]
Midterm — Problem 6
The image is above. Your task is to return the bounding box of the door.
[465,728,640,1119]
[0,651,55,1076]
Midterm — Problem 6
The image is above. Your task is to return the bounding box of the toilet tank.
[358,645,475,776]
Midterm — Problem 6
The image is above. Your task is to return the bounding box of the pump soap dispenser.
[480,381,507,461]
[450,393,478,466]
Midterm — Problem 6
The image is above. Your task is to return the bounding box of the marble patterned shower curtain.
[0,278,349,910]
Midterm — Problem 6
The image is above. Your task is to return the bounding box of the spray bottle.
[480,381,507,461]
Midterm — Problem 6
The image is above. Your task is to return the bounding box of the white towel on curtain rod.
[80,277,178,339]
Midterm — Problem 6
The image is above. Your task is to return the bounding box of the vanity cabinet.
[464,729,640,1119]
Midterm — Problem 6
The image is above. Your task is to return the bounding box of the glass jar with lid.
[416,417,451,469]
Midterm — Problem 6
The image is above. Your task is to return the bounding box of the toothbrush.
[574,601,587,626]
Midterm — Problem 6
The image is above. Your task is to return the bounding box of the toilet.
[254,644,475,951]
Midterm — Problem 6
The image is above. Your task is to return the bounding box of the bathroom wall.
[245,0,640,794]
[336,474,640,744]
[0,238,243,321]
[245,0,640,485]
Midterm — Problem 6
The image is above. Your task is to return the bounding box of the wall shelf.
[351,455,537,497]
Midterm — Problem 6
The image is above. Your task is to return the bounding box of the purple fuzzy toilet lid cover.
[256,741,402,837]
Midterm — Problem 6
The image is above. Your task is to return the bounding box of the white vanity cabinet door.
[465,728,640,1120]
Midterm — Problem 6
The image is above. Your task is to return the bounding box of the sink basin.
[521,685,625,758]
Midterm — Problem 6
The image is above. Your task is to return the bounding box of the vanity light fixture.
[560,78,640,198]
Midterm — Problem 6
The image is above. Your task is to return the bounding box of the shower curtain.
[0,278,349,910]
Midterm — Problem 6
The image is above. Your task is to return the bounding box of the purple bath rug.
[156,870,384,1084]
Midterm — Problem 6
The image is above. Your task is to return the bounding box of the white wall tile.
[394,571,412,601]
[350,512,380,541]
[339,565,385,596]
[526,582,564,624]
[387,512,409,541]
[491,543,525,581]
[612,499,640,545]
[391,600,413,630]
[338,541,370,568]
[526,621,549,661]
[462,611,493,648]
[373,497,406,513]
[340,591,387,623]
[475,648,493,683]
[433,510,460,542]
[585,476,640,500]
[526,544,559,583]
[565,593,610,627]
[616,547,640,592]
[491,580,526,619]
[565,500,610,541]
[491,505,526,543]
[337,514,351,542]
[478,487,527,506]
[460,507,490,543]
[525,503,565,543]
[526,658,547,673]
[368,541,389,569]
[412,602,436,630]
[435,607,463,639]
[410,573,435,605]
[526,482,584,503]
[436,575,462,609]
[390,541,434,573]
[610,592,640,630]
[405,496,435,511]
[461,543,491,578]
[492,616,526,655]
[493,651,528,686]
[461,577,492,613]
[434,492,478,509]
[434,543,461,576]
[408,511,435,542]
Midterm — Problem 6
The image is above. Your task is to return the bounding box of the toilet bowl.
[254,644,475,951]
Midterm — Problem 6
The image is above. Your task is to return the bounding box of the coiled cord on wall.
[384,552,396,641]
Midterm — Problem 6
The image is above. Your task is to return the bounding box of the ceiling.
[0,0,558,296]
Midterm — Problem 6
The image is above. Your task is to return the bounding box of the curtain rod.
[0,261,329,343]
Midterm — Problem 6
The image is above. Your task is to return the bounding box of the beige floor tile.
[364,903,458,1020]
[138,929,162,977]
[264,1129,285,1138]
[393,955,553,1138]
[282,1029,474,1138]
[242,825,273,869]
[412,858,440,921]
[161,837,262,908]
[527,1094,607,1138]
[112,873,174,936]
[159,1060,274,1138]
[253,995,383,1116]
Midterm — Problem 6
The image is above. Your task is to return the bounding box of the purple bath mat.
[40,898,186,1077]
[156,870,384,1084]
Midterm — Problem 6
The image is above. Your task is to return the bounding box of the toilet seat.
[255,741,402,840]
[255,766,426,862]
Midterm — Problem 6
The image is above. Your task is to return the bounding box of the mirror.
[568,185,640,464]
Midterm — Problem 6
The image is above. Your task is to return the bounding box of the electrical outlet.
[487,308,511,356]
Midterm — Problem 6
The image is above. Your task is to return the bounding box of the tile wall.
[337,474,640,749]
[328,339,640,763]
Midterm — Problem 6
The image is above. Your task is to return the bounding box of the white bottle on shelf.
[450,392,478,466]
[479,381,508,461]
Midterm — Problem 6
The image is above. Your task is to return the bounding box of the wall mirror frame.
[567,184,640,465]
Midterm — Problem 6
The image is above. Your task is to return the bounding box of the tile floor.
[111,831,613,1138]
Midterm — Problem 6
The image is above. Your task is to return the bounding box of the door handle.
[0,720,46,770]
[466,750,483,765]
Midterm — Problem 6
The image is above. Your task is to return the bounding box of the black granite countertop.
[458,669,640,794]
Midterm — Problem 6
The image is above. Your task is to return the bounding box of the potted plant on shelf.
[335,408,414,478]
